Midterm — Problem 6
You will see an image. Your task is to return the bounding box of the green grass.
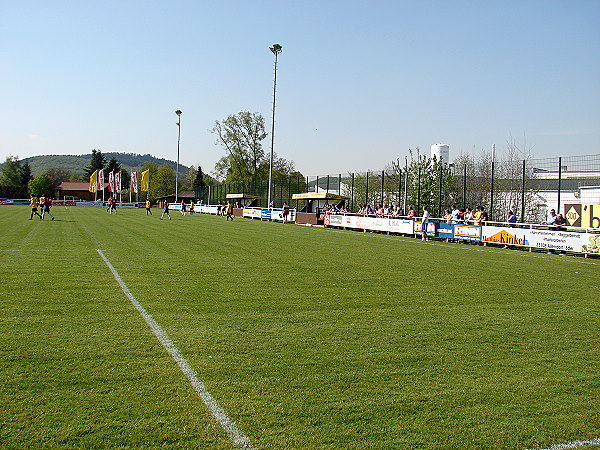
[1,205,599,449]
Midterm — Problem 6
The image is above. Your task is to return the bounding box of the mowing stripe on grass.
[531,437,600,449]
[96,249,254,449]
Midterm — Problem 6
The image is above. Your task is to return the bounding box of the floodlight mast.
[175,110,182,203]
[268,44,282,208]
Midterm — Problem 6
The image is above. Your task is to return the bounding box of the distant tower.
[430,144,449,165]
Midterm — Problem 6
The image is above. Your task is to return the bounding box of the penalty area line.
[530,437,600,449]
[96,249,253,449]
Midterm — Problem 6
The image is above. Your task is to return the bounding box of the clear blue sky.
[1,0,599,176]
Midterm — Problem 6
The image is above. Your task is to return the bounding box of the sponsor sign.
[242,208,262,219]
[482,226,584,252]
[53,201,76,206]
[261,209,271,220]
[413,221,436,236]
[564,203,600,228]
[436,222,454,239]
[454,224,481,241]
[328,215,414,234]
[270,209,296,222]
[482,226,525,246]
[583,233,600,254]
[525,228,583,252]
[0,199,15,205]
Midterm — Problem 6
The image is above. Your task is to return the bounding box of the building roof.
[56,182,90,191]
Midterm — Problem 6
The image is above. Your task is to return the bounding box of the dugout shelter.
[292,192,349,225]
[226,193,261,218]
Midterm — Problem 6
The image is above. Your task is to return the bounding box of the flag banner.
[98,169,104,190]
[108,171,115,193]
[140,169,149,191]
[88,170,97,193]
[115,171,122,192]
[131,171,138,193]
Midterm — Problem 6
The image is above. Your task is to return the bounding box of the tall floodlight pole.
[175,110,182,203]
[268,43,282,208]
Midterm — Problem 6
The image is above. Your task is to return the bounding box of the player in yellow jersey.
[29,195,42,220]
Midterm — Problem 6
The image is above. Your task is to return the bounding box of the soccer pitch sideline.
[1,205,598,449]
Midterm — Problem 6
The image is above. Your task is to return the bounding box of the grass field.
[1,205,599,449]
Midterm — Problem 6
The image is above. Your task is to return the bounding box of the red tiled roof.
[56,182,90,191]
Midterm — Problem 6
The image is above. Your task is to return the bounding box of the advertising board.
[436,222,454,239]
[413,221,436,236]
[482,226,584,252]
[453,224,481,242]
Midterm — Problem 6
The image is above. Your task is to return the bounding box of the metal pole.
[380,170,384,206]
[403,161,408,214]
[463,164,467,209]
[175,110,182,203]
[351,173,355,211]
[365,171,369,206]
[417,166,421,212]
[490,144,495,221]
[326,175,330,193]
[521,159,526,222]
[557,156,562,214]
[438,162,443,217]
[268,44,282,208]
[398,171,402,210]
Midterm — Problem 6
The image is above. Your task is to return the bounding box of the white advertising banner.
[327,215,414,234]
[243,208,263,219]
[482,226,584,252]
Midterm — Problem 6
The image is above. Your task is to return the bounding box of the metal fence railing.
[198,154,600,224]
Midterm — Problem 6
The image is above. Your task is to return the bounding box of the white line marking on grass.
[530,437,600,449]
[96,249,254,449]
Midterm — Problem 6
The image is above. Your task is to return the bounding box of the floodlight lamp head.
[175,110,182,116]
[270,44,282,55]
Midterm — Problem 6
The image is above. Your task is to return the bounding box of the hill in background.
[21,153,189,176]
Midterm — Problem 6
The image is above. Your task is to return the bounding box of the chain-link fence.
[197,154,600,223]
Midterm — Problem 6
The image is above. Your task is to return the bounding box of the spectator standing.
[282,202,290,224]
[451,204,461,223]
[421,206,430,241]
[542,209,558,226]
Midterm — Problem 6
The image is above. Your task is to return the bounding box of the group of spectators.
[324,202,567,229]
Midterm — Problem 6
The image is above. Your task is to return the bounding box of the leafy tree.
[211,111,268,182]
[1,156,23,186]
[105,157,121,174]
[153,164,175,198]
[83,149,107,180]
[46,167,74,186]
[20,161,34,186]
[193,165,206,189]
[28,173,55,197]
[180,165,197,191]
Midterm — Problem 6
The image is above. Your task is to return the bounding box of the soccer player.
[225,201,234,221]
[41,196,55,221]
[160,201,171,220]
[29,195,42,220]
[145,199,152,215]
